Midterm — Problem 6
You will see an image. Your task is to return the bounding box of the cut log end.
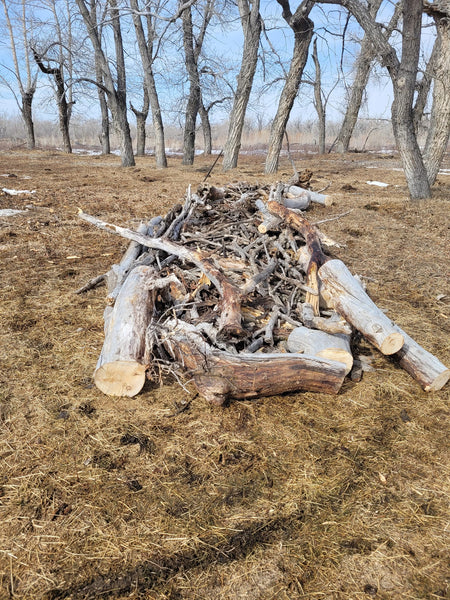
[424,369,450,392]
[379,332,404,355]
[317,348,353,375]
[94,360,147,397]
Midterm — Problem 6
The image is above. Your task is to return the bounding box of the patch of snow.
[366,181,389,187]
[2,188,36,195]
[0,209,27,217]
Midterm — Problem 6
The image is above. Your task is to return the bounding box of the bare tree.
[1,0,38,149]
[318,0,432,199]
[222,0,262,171]
[75,0,135,166]
[32,45,74,153]
[413,35,438,133]
[264,0,314,174]
[129,0,167,168]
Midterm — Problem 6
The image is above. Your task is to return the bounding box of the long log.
[394,328,449,391]
[163,320,347,404]
[318,259,404,355]
[94,265,156,397]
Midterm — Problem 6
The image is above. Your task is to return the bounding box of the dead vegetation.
[0,149,449,599]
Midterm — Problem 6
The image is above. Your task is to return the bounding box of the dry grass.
[0,148,449,600]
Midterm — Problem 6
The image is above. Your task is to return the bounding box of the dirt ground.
[0,148,449,600]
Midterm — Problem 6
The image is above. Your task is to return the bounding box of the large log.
[94,266,156,397]
[163,320,347,404]
[394,328,449,391]
[318,259,404,355]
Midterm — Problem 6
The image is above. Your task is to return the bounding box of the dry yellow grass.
[0,148,449,599]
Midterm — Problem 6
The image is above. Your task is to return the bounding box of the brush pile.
[78,180,449,404]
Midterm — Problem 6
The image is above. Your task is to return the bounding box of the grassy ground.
[0,148,449,599]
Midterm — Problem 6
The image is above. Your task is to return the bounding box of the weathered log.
[284,185,332,207]
[163,320,347,404]
[318,259,404,355]
[287,326,353,374]
[302,303,352,335]
[94,265,156,397]
[394,327,449,391]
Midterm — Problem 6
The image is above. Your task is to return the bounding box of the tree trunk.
[130,0,167,168]
[182,6,201,165]
[109,0,135,167]
[31,48,72,153]
[21,89,36,150]
[312,38,326,154]
[423,4,450,186]
[131,86,150,157]
[413,36,438,132]
[265,0,313,174]
[199,100,212,155]
[222,0,262,171]
[391,0,431,199]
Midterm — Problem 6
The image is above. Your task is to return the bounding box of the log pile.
[78,180,449,404]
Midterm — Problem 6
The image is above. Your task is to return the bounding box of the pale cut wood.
[94,265,157,397]
[287,326,353,374]
[319,259,404,355]
[394,327,449,391]
[285,185,332,206]
[163,320,347,404]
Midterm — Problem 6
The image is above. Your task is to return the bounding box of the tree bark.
[265,0,314,174]
[222,0,262,171]
[423,2,450,186]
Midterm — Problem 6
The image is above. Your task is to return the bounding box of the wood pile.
[78,180,449,404]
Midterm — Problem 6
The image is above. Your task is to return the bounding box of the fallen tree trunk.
[394,327,450,392]
[318,259,404,355]
[94,265,156,397]
[163,320,347,404]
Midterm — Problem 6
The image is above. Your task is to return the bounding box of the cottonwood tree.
[181,0,215,165]
[129,0,168,168]
[318,0,446,199]
[264,0,314,174]
[32,44,74,153]
[333,0,401,153]
[75,0,135,166]
[1,0,38,149]
[222,0,262,171]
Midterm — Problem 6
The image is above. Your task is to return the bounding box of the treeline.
[0,0,448,199]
